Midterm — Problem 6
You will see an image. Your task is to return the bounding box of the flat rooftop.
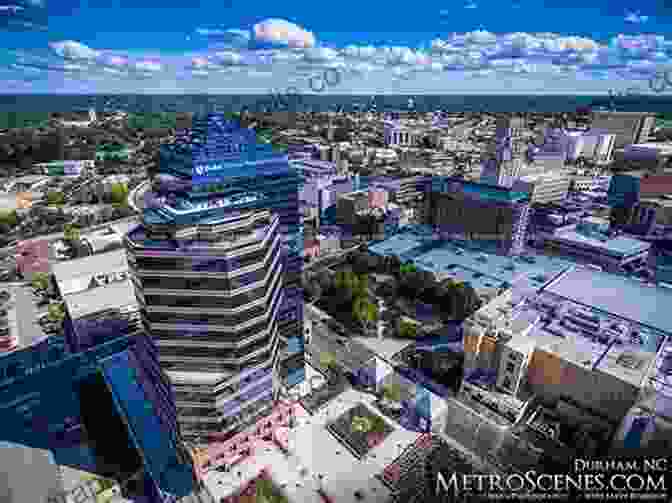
[52,249,129,296]
[371,232,573,290]
[65,278,137,319]
[548,228,651,258]
[434,177,530,203]
[543,268,672,336]
[368,233,424,260]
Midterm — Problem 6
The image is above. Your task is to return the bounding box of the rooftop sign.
[89,271,129,289]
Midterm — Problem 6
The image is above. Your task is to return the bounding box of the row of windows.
[143,290,286,327]
[173,367,275,404]
[156,328,275,358]
[142,261,281,309]
[137,247,281,292]
[146,315,278,344]
[143,274,283,322]
[132,236,278,274]
[158,331,276,361]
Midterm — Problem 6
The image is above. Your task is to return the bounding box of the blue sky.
[1,0,672,93]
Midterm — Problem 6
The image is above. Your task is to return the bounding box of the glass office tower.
[125,114,303,442]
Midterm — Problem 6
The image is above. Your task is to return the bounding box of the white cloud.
[106,55,128,67]
[464,30,497,45]
[49,40,100,60]
[196,28,227,36]
[253,19,316,48]
[342,45,377,60]
[190,56,210,68]
[465,2,477,8]
[11,27,672,93]
[303,47,338,62]
[226,29,251,41]
[625,12,649,24]
[214,51,243,65]
[134,60,162,72]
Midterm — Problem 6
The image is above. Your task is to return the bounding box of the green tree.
[63,223,80,242]
[353,297,378,328]
[46,191,65,206]
[369,414,388,434]
[319,351,337,371]
[0,209,17,227]
[381,382,402,403]
[255,478,283,503]
[109,182,129,205]
[351,416,372,433]
[398,319,418,338]
[47,303,65,323]
[31,271,50,291]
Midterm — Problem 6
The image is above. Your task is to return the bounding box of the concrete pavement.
[9,284,47,349]
[127,179,150,213]
[305,319,377,374]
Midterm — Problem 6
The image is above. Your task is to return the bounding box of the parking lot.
[9,284,50,348]
[5,283,54,350]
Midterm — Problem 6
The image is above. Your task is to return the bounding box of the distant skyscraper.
[482,116,526,187]
[592,111,655,149]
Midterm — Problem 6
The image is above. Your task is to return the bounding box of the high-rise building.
[481,116,527,187]
[592,111,655,149]
[608,173,672,234]
[424,177,532,255]
[126,114,303,441]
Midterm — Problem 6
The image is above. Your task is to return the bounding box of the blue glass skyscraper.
[126,114,304,442]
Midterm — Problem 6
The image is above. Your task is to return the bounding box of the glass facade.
[126,115,303,442]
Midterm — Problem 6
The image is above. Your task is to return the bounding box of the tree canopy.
[398,319,418,338]
[63,223,81,242]
[31,272,50,291]
[46,191,65,206]
[381,382,402,403]
[0,209,17,227]
[47,303,65,323]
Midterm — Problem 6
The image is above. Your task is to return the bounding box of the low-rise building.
[463,268,671,423]
[51,249,141,352]
[15,239,50,281]
[541,216,651,272]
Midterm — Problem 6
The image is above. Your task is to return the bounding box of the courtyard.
[326,403,395,460]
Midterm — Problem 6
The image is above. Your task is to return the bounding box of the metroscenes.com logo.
[436,458,669,501]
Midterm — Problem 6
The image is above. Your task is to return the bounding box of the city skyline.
[1,0,672,94]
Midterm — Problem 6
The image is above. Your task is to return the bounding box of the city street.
[305,314,377,374]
